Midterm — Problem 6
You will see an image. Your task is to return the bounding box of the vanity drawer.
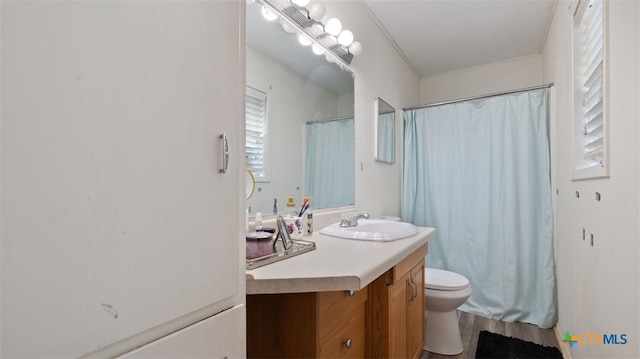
[317,300,366,358]
[317,288,367,358]
[247,289,368,358]
[318,287,368,320]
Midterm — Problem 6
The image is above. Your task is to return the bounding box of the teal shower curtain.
[305,118,355,209]
[401,89,556,328]
[377,112,395,163]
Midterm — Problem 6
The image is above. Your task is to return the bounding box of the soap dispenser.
[286,196,296,217]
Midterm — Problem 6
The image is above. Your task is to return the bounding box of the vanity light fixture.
[298,33,312,46]
[337,29,354,46]
[281,21,297,34]
[311,43,324,55]
[257,0,362,65]
[307,3,326,21]
[260,6,279,21]
[324,17,342,36]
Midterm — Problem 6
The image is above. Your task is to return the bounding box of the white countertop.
[246,226,434,294]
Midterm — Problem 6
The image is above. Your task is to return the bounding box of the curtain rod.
[306,115,354,124]
[402,83,554,111]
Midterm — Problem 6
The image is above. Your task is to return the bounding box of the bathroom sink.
[319,219,418,241]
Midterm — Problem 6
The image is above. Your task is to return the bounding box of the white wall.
[420,54,542,104]
[542,1,640,357]
[323,1,421,219]
[246,47,342,216]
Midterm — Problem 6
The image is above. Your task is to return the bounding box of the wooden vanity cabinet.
[247,243,428,359]
[247,287,368,358]
[368,243,428,359]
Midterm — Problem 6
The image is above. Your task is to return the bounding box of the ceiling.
[246,0,557,93]
[363,0,557,77]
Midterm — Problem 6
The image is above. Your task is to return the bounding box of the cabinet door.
[388,273,409,358]
[407,261,425,359]
[120,305,245,358]
[367,244,428,359]
[1,2,243,357]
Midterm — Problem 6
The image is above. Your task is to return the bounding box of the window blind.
[575,0,605,169]
[245,86,267,178]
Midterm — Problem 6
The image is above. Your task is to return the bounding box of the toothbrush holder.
[283,216,304,240]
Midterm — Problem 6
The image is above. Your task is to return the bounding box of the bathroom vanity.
[246,226,433,358]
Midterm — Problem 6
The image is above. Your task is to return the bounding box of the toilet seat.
[425,268,469,291]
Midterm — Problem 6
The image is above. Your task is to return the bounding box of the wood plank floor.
[420,311,562,359]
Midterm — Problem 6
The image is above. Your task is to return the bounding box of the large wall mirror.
[246,2,355,218]
[375,97,395,164]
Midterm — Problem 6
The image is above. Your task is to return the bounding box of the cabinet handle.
[409,279,417,303]
[346,290,355,297]
[219,133,229,174]
[343,338,352,349]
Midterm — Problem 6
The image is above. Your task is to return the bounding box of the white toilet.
[423,268,472,355]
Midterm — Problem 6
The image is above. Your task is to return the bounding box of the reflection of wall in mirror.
[247,47,351,216]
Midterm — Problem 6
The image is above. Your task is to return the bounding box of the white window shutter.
[573,0,608,179]
[245,86,268,179]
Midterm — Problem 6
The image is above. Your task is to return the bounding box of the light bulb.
[292,0,310,7]
[312,43,324,55]
[281,21,296,34]
[298,34,312,46]
[324,53,335,63]
[325,34,337,45]
[308,3,326,21]
[325,18,342,36]
[349,41,362,56]
[261,6,278,21]
[338,30,354,46]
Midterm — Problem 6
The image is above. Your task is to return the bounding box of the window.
[572,0,608,179]
[245,85,269,180]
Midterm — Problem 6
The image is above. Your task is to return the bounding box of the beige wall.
[543,1,640,357]
[420,54,542,104]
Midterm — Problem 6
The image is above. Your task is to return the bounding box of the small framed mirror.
[375,97,396,164]
[245,169,255,200]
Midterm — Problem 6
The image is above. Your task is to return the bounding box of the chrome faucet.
[339,212,370,228]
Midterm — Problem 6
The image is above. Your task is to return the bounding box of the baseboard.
[553,325,571,359]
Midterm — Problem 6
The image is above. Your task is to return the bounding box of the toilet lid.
[425,268,470,291]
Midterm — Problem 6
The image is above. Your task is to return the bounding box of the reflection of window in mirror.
[245,1,355,217]
[246,85,270,181]
[375,98,396,164]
